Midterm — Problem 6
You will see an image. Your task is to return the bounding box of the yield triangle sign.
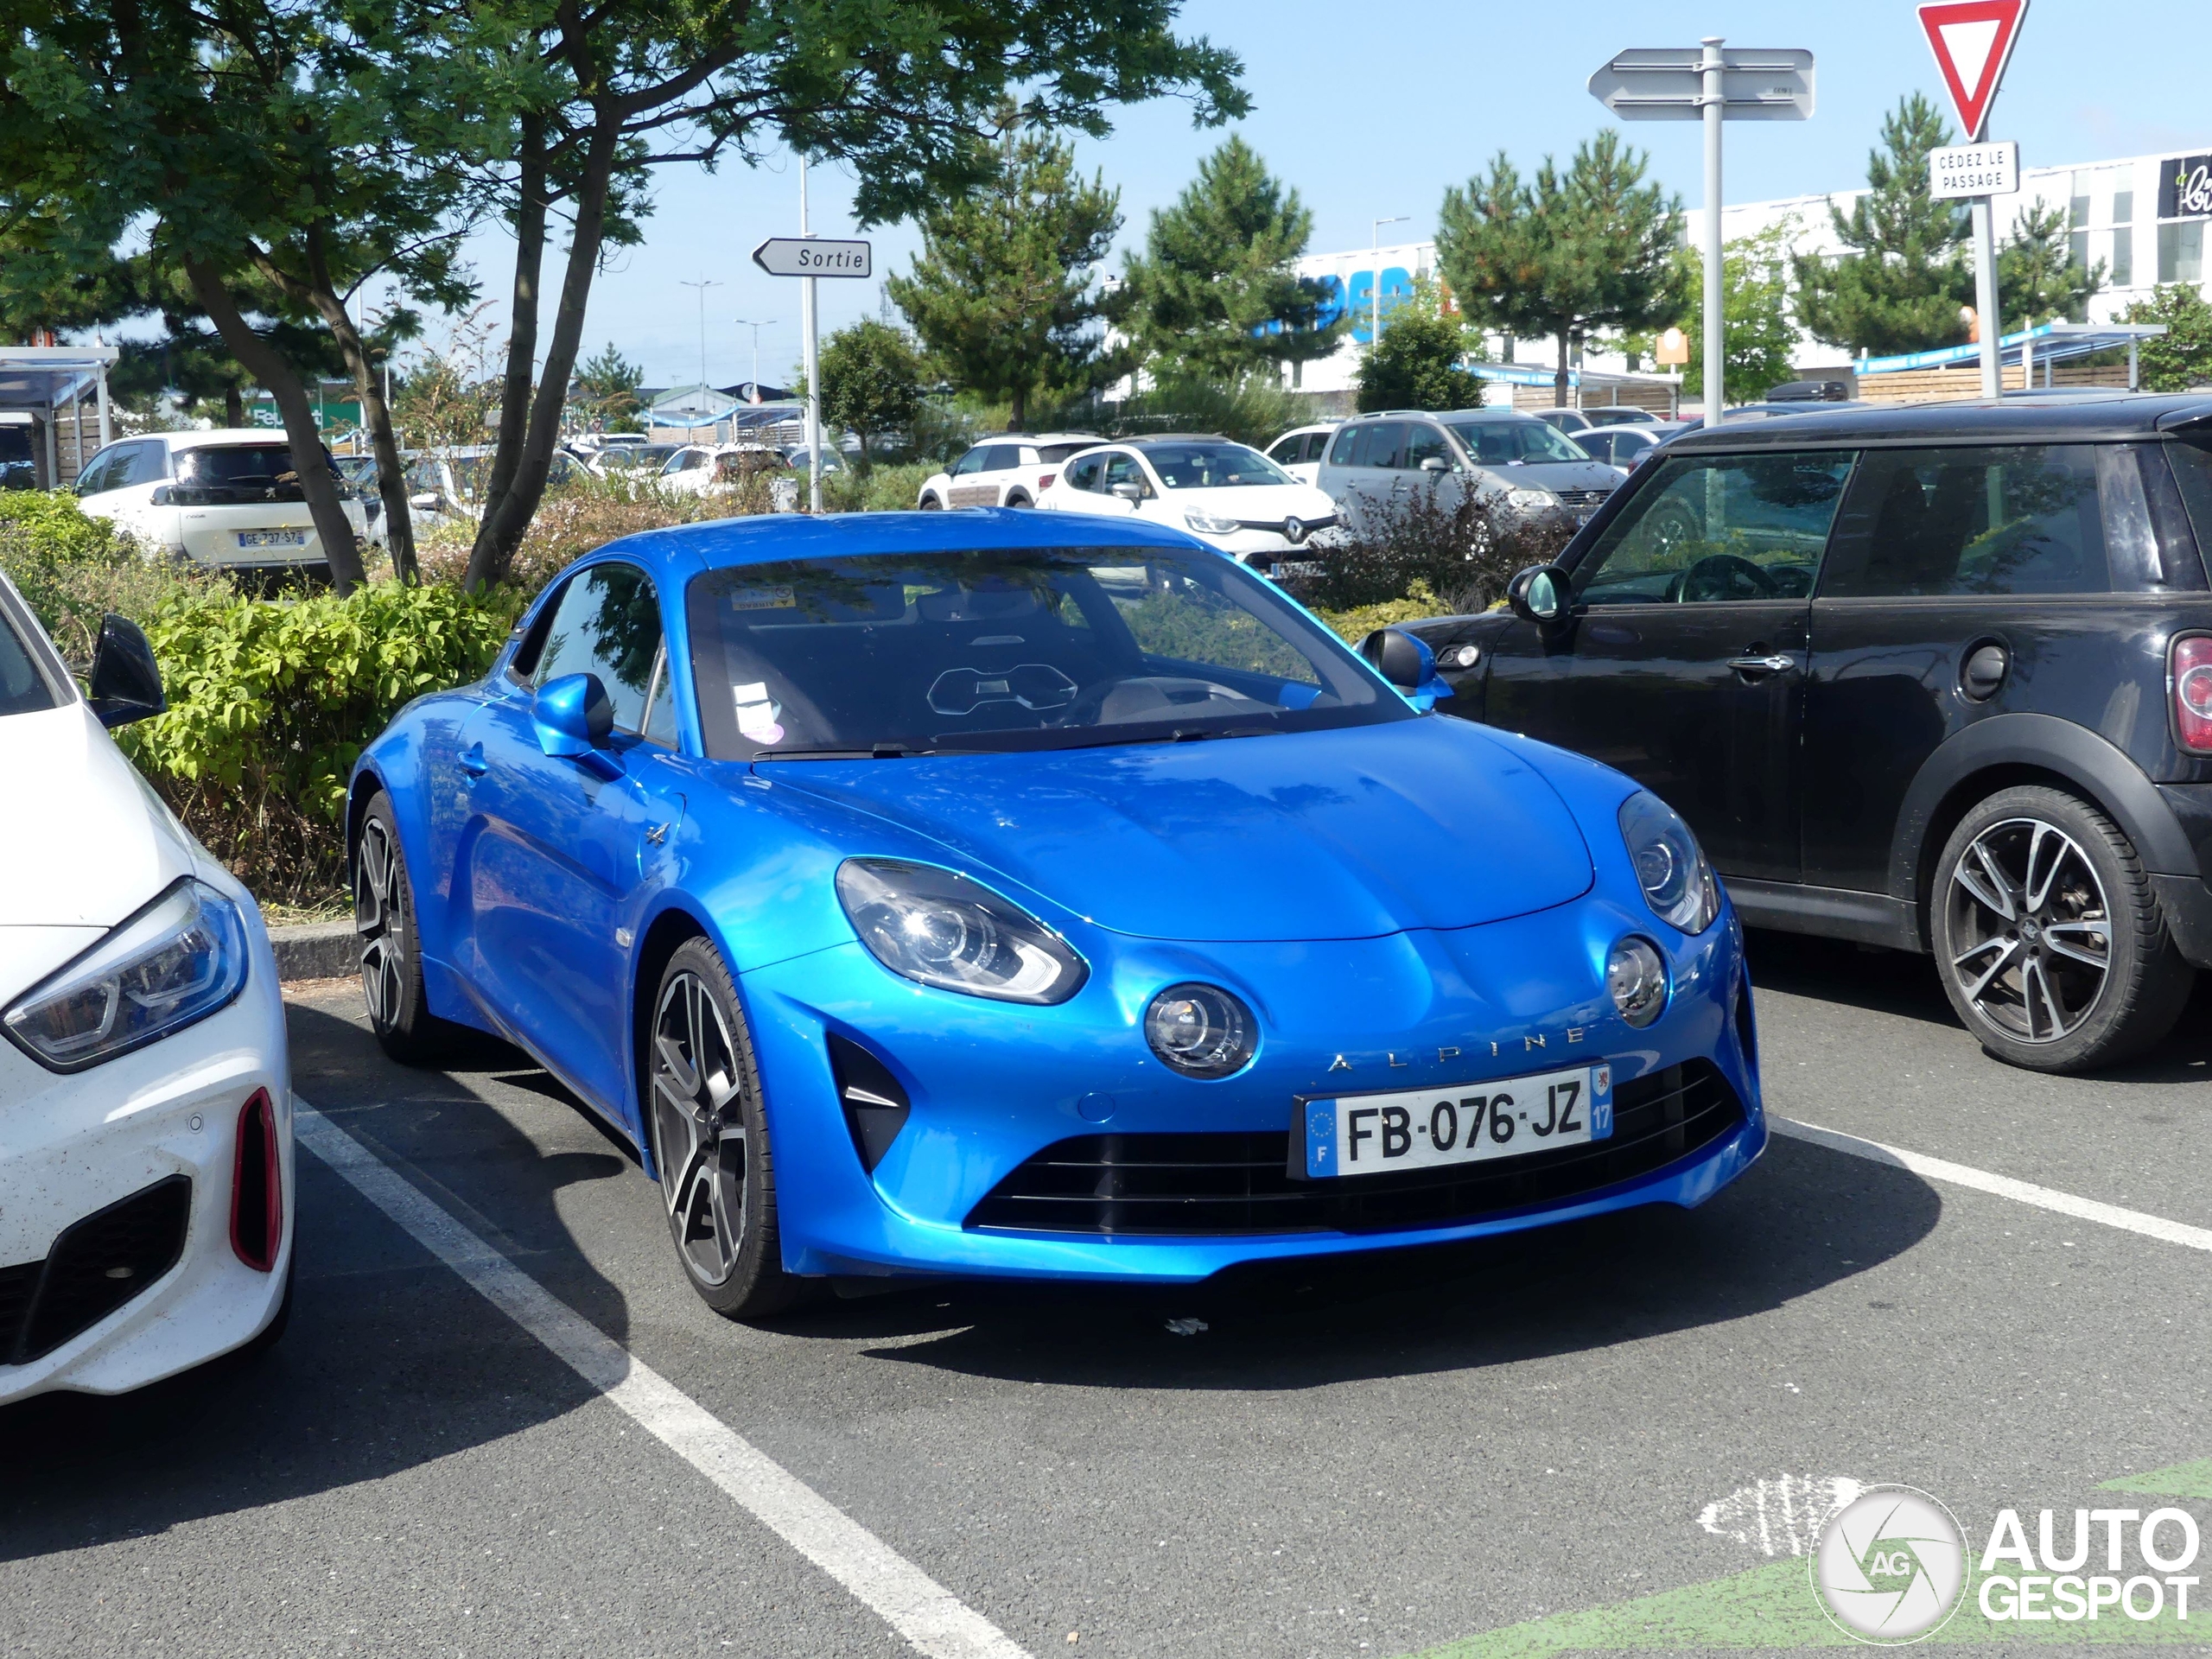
[1918,0,2027,140]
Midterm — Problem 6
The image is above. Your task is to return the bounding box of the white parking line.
[294,1102,1032,1659]
[1771,1116,2212,1255]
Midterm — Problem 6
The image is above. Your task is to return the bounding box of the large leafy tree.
[1664,221,1800,407]
[1435,130,1682,408]
[1121,136,1344,380]
[1794,95,1972,357]
[2121,286,2212,391]
[814,320,925,465]
[461,3,1243,588]
[887,122,1130,429]
[1354,281,1482,411]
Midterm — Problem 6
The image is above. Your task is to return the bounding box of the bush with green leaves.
[0,492,229,659]
[1290,480,1576,617]
[122,582,523,902]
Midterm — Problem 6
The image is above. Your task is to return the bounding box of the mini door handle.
[461,742,489,778]
[644,823,669,846]
[1727,654,1797,676]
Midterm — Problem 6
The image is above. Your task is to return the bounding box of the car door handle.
[1726,654,1798,677]
[461,742,489,779]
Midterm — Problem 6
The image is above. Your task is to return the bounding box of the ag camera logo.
[1812,1486,1968,1643]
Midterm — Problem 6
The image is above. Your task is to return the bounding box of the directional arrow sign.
[1588,47,1815,122]
[752,238,872,278]
[1917,0,2027,142]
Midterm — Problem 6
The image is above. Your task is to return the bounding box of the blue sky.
[442,0,2209,390]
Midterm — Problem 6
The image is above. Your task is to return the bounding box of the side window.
[1821,446,2110,599]
[74,448,124,495]
[950,448,985,477]
[1267,435,1301,465]
[1063,454,1103,493]
[981,445,1019,473]
[1306,431,1332,463]
[1574,451,1855,605]
[1402,424,1451,470]
[1326,425,1366,467]
[1362,423,1408,470]
[531,562,665,733]
[115,442,167,486]
[1102,453,1150,496]
[2168,440,2212,580]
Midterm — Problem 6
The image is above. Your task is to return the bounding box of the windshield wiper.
[751,744,980,760]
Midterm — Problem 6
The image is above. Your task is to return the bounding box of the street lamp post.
[679,276,724,392]
[734,318,777,403]
[1371,216,1409,356]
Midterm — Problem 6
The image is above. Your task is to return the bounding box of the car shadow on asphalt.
[1745,926,2212,1084]
[793,1131,1943,1392]
[0,1000,636,1563]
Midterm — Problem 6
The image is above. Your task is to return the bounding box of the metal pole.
[801,156,822,512]
[2129,339,2139,391]
[1371,216,1408,361]
[1972,200,2002,398]
[42,408,56,489]
[96,350,111,448]
[1700,36,1726,429]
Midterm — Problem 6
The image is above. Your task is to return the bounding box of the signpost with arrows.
[1918,0,2029,398]
[1590,41,1815,427]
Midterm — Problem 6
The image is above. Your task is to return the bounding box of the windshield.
[1443,420,1592,466]
[1141,443,1293,490]
[0,594,60,716]
[686,546,1408,760]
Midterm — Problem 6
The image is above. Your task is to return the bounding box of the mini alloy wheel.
[647,941,799,1318]
[353,795,455,1064]
[1931,786,2192,1072]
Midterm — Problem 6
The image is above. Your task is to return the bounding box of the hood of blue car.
[766,719,1594,943]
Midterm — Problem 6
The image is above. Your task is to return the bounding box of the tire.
[353,792,463,1064]
[645,938,804,1319]
[1930,785,2194,1072]
[918,493,942,511]
[1004,493,1031,509]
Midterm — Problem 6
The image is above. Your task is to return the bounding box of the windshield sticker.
[728,585,796,611]
[734,682,785,746]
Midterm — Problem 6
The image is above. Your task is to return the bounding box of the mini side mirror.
[1109,480,1146,502]
[408,491,440,512]
[1419,455,1451,474]
[86,612,165,728]
[1507,563,1573,628]
[531,672,613,759]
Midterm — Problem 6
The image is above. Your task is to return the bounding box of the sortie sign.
[751,237,873,278]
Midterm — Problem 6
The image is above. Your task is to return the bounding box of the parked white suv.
[74,429,367,569]
[1037,436,1342,570]
[917,435,1101,510]
[1263,423,1341,486]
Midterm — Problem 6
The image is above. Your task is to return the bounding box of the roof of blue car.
[591,506,1206,577]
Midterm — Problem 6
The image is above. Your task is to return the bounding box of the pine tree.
[1794,95,1973,356]
[2000,203,2104,329]
[887,123,1127,429]
[1435,130,1683,408]
[573,342,645,432]
[1121,137,1344,380]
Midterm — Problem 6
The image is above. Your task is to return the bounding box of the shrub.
[122,583,523,903]
[1097,372,1306,449]
[1312,582,1454,641]
[1288,480,1578,616]
[0,493,230,659]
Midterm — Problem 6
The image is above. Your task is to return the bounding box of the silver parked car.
[1316,410,1626,537]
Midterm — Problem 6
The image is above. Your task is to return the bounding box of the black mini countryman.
[1399,393,2212,1074]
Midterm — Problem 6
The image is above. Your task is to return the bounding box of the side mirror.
[1358,626,1449,711]
[1507,563,1573,628]
[1420,455,1451,474]
[86,612,165,728]
[1109,480,1145,502]
[531,671,613,759]
[408,491,440,512]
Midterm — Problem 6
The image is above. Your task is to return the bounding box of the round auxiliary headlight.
[1606,938,1669,1029]
[1144,983,1256,1079]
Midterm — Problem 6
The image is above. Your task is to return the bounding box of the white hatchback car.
[1262,423,1341,486]
[75,429,368,569]
[917,434,1101,510]
[1038,436,1342,569]
[0,576,292,1402]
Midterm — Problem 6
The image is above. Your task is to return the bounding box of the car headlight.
[1618,791,1720,934]
[836,858,1088,1004]
[1504,487,1557,512]
[1183,510,1242,535]
[1144,983,1256,1077]
[1606,938,1668,1027]
[3,879,251,1071]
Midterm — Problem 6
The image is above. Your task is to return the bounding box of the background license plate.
[1303,1062,1613,1179]
[237,529,308,549]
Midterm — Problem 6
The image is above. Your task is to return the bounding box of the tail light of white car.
[2,879,251,1071]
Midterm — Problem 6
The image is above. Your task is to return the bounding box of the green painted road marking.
[1409,1556,2207,1655]
[2101,1459,2212,1498]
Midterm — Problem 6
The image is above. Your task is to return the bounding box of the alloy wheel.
[652,970,749,1287]
[1943,817,2112,1045]
[354,817,404,1028]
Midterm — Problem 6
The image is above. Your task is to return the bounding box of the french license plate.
[237,528,308,549]
[1301,1062,1613,1179]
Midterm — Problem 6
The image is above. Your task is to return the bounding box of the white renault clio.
[0,574,292,1402]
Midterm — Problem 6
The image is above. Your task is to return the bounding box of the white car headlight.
[3,879,251,1071]
[1183,510,1242,536]
[836,859,1088,1004]
[1618,791,1721,934]
[1504,487,1557,512]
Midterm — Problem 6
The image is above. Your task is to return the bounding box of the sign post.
[1590,42,1815,428]
[1917,0,2029,399]
[753,192,873,512]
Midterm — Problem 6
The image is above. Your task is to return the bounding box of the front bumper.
[737,899,1762,1284]
[0,914,293,1402]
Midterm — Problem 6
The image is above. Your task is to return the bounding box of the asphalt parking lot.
[5,931,2211,1658]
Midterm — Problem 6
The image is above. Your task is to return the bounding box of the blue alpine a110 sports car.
[349,510,1764,1316]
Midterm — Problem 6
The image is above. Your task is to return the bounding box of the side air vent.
[828,1033,912,1173]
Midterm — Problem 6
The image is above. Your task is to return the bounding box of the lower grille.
[1553,487,1612,512]
[964,1061,1743,1236]
[7,1177,193,1363]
